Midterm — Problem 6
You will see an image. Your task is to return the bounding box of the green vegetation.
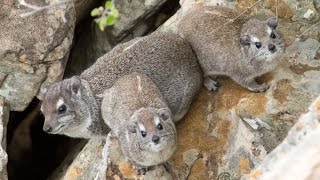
[91,1,119,31]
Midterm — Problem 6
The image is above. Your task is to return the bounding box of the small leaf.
[106,15,116,26]
[105,1,113,10]
[110,8,119,18]
[99,21,105,31]
[91,7,103,17]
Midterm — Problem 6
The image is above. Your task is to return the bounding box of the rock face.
[0,96,9,180]
[50,0,320,179]
[0,0,76,111]
[242,94,320,180]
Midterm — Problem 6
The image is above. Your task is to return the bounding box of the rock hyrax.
[101,74,177,174]
[178,5,284,92]
[41,32,201,138]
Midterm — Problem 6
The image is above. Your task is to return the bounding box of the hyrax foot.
[248,83,269,93]
[135,165,153,175]
[204,78,220,91]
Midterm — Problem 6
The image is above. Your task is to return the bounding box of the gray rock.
[242,95,320,180]
[0,0,76,111]
[0,96,9,180]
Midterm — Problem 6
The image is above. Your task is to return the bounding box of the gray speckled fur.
[101,74,177,169]
[178,5,284,92]
[41,32,202,138]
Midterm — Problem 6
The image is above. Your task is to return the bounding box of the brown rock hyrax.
[101,74,177,174]
[41,32,202,138]
[178,5,284,92]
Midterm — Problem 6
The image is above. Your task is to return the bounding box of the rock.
[0,0,76,111]
[242,95,320,180]
[50,139,105,180]
[0,96,9,180]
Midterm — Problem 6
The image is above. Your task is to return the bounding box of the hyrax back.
[81,32,202,121]
[101,74,177,173]
[178,5,284,92]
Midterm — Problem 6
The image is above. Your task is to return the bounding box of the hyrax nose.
[268,44,276,53]
[152,135,160,144]
[43,125,52,133]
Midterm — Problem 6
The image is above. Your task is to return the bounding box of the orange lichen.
[240,157,251,175]
[215,78,267,116]
[19,53,26,61]
[118,162,141,179]
[65,166,83,180]
[273,79,294,104]
[250,170,262,179]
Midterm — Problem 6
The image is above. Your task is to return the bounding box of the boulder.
[242,94,320,180]
[0,0,76,111]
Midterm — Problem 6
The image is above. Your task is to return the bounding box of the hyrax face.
[41,76,90,136]
[127,107,177,152]
[240,17,284,62]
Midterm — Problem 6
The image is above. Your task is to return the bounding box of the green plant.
[91,1,119,31]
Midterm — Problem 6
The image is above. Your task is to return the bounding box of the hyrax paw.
[204,79,220,91]
[135,166,148,175]
[249,84,269,93]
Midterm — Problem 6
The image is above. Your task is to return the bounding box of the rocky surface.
[242,94,320,180]
[0,0,76,111]
[8,0,320,179]
[0,96,9,180]
[57,0,320,179]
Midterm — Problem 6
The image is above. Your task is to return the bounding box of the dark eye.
[270,32,276,39]
[157,123,163,130]
[255,42,262,49]
[141,131,146,137]
[58,105,67,114]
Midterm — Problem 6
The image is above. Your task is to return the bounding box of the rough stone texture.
[0,0,76,111]
[242,95,320,180]
[49,139,104,180]
[0,96,9,180]
[52,0,320,179]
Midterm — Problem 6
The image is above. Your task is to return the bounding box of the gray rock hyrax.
[101,74,177,175]
[41,32,202,138]
[178,5,284,92]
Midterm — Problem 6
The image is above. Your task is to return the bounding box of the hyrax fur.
[41,32,202,138]
[101,74,177,174]
[178,5,284,92]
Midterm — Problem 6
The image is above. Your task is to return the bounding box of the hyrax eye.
[58,105,67,114]
[270,32,276,39]
[157,123,163,130]
[141,131,147,137]
[255,42,262,49]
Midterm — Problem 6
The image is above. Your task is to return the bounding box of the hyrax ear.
[267,17,278,29]
[127,121,137,133]
[158,108,171,121]
[70,76,81,95]
[240,35,251,46]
